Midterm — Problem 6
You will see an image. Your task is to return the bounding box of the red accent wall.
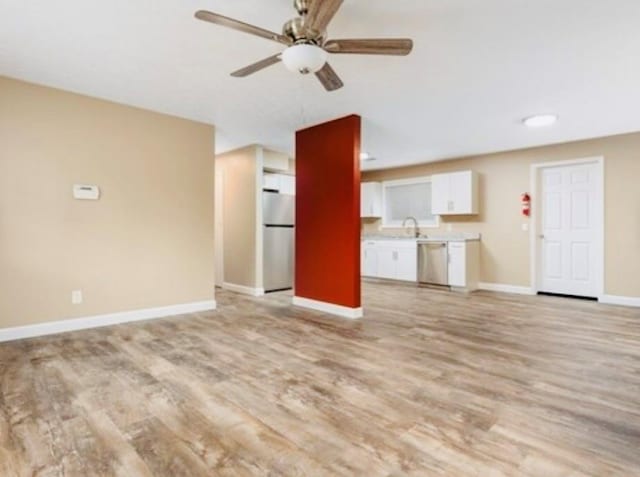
[295,115,361,308]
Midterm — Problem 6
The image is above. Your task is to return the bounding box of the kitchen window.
[381,176,438,228]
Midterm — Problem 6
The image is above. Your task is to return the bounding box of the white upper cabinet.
[432,171,479,215]
[431,175,449,215]
[361,182,382,218]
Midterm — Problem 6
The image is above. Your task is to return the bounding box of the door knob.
[539,234,545,239]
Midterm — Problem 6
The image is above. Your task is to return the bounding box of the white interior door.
[539,162,600,297]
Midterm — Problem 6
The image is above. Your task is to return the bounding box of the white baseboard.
[599,294,640,308]
[478,282,536,295]
[0,300,217,343]
[222,282,265,297]
[292,296,363,319]
[477,284,640,308]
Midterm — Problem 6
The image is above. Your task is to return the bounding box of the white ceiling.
[2,0,640,170]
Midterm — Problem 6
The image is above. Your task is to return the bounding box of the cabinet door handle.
[392,251,398,260]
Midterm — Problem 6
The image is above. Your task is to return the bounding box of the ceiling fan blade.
[195,10,291,45]
[305,0,344,35]
[315,62,344,92]
[324,39,413,56]
[231,54,282,77]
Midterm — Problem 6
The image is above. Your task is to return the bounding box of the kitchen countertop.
[362,233,481,242]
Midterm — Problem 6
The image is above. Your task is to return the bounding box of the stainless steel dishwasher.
[418,241,449,286]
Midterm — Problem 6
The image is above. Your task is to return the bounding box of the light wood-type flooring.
[1,282,640,476]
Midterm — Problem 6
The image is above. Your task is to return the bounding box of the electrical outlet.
[71,290,83,305]
[447,223,453,232]
[522,223,529,232]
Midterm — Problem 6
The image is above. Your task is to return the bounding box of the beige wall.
[262,147,295,175]
[263,148,289,173]
[216,146,261,289]
[363,132,640,298]
[214,145,295,291]
[0,76,216,329]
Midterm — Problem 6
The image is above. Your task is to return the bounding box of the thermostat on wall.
[73,184,100,200]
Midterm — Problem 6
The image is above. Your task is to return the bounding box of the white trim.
[599,295,640,308]
[255,146,265,291]
[529,156,605,299]
[0,300,217,343]
[292,296,363,319]
[478,282,536,295]
[214,165,225,286]
[222,282,265,297]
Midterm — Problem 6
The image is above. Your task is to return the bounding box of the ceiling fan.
[195,0,413,92]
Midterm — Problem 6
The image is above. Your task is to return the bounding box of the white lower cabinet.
[447,242,467,287]
[376,246,397,280]
[360,240,480,291]
[361,244,379,277]
[447,241,480,290]
[362,239,478,289]
[396,248,418,282]
[361,240,417,282]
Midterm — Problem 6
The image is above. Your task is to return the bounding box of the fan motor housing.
[283,17,324,45]
[294,0,310,15]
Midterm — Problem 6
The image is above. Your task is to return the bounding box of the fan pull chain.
[297,76,308,129]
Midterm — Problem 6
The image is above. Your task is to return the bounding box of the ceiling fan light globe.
[282,44,327,74]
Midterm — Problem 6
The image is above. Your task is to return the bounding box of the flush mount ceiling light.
[281,43,328,74]
[523,114,558,128]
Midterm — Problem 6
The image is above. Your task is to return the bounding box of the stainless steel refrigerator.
[263,191,295,292]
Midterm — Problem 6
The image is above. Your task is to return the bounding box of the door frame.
[529,156,605,299]
[214,166,224,287]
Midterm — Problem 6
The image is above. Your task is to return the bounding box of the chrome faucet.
[402,216,420,238]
